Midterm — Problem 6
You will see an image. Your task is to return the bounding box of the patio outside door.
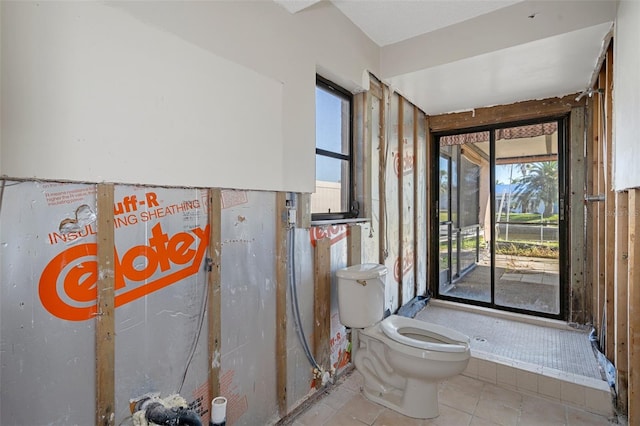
[435,120,565,318]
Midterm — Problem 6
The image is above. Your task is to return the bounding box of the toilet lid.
[380,315,469,353]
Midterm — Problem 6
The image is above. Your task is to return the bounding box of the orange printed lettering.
[38,223,210,321]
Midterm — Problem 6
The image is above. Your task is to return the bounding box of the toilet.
[336,263,471,419]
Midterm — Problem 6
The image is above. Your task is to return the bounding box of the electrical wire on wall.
[177,229,210,395]
[380,86,392,261]
[288,226,321,372]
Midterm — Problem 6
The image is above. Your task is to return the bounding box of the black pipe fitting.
[144,401,202,426]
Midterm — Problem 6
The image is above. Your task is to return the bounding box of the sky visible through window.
[316,87,343,182]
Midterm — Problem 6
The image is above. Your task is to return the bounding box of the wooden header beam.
[429,94,585,133]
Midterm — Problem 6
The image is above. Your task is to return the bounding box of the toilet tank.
[336,264,387,328]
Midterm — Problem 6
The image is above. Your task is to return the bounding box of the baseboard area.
[463,350,613,417]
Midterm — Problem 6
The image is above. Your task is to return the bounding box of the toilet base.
[361,378,440,419]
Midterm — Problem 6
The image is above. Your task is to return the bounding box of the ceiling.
[275,0,617,115]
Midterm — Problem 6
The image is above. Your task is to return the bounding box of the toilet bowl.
[336,264,470,419]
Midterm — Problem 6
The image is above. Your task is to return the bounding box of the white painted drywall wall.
[613,0,640,191]
[0,1,378,192]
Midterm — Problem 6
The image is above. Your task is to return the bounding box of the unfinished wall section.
[588,36,640,423]
[1,181,352,425]
[0,181,98,425]
[0,181,212,425]
[219,190,279,425]
[360,77,430,313]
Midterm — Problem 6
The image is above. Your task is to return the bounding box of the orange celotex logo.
[38,223,210,321]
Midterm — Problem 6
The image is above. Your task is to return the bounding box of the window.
[312,75,354,221]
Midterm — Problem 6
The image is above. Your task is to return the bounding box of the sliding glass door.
[435,120,565,318]
[438,133,489,304]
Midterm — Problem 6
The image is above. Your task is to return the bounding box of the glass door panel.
[438,132,490,304]
[494,123,560,315]
[438,152,452,292]
[435,121,564,318]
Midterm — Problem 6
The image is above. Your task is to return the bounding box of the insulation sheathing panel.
[111,185,210,423]
[327,226,349,372]
[286,227,315,410]
[1,181,97,425]
[401,99,416,304]
[219,190,279,425]
[0,181,213,425]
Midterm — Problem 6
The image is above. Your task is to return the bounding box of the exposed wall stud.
[425,116,434,296]
[604,49,615,360]
[348,225,362,266]
[297,193,311,229]
[208,189,222,408]
[379,86,387,264]
[628,189,640,424]
[275,192,288,414]
[585,95,595,325]
[398,96,404,307]
[615,191,629,414]
[314,236,331,370]
[569,107,586,323]
[413,106,419,297]
[96,183,115,426]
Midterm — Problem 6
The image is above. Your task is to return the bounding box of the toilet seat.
[380,315,469,353]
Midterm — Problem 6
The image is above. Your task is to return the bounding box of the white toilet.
[336,263,471,419]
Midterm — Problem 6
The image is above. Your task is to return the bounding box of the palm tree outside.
[512,161,558,218]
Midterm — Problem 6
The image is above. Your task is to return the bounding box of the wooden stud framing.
[398,96,404,307]
[96,183,115,426]
[584,95,595,325]
[425,115,433,296]
[413,107,420,297]
[275,192,288,414]
[314,236,331,370]
[367,76,384,264]
[604,48,615,360]
[348,224,362,266]
[365,90,373,223]
[628,189,640,424]
[353,92,367,219]
[378,86,387,264]
[596,71,606,345]
[208,189,222,408]
[364,88,374,222]
[615,191,629,414]
[589,91,602,329]
[569,107,586,323]
[297,193,311,229]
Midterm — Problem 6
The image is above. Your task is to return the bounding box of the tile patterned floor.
[415,301,602,380]
[289,370,617,426]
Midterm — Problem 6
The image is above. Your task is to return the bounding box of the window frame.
[312,75,356,222]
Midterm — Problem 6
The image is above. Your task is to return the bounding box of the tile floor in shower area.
[286,300,620,426]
